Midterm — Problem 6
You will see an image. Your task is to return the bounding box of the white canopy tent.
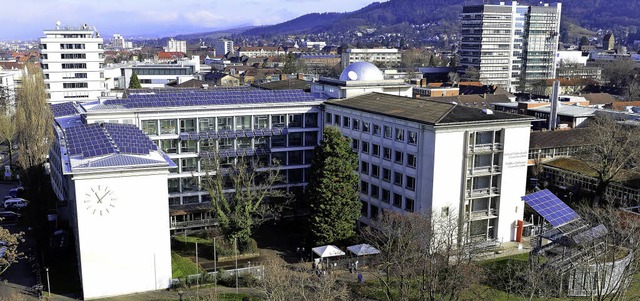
[347,244,380,256]
[312,245,345,258]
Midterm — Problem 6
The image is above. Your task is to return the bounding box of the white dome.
[339,62,384,81]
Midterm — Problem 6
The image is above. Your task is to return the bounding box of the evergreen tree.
[307,126,361,245]
[129,72,142,89]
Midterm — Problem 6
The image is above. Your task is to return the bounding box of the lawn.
[171,251,202,279]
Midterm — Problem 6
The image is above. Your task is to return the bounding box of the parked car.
[0,211,21,222]
[8,187,24,198]
[3,198,28,210]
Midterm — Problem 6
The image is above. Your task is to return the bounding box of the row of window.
[142,113,319,136]
[63,82,88,89]
[360,163,416,191]
[156,133,318,155]
[326,113,418,145]
[60,43,85,49]
[362,196,415,220]
[62,63,87,69]
[168,167,309,193]
[61,53,86,59]
[353,140,417,168]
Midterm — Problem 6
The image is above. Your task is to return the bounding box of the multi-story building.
[312,62,412,99]
[119,61,199,89]
[164,38,187,54]
[57,88,325,232]
[324,93,534,242]
[340,48,401,69]
[214,39,234,57]
[40,22,106,103]
[459,1,561,93]
[111,34,132,50]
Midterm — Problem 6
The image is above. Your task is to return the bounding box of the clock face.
[83,185,117,216]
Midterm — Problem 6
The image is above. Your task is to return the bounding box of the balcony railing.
[467,165,502,175]
[468,143,503,153]
[200,147,271,159]
[467,209,498,220]
[179,128,288,141]
[170,218,218,230]
[468,187,500,198]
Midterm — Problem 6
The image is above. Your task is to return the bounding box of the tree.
[307,126,360,246]
[0,113,16,171]
[602,59,640,100]
[282,53,306,75]
[128,72,142,89]
[15,63,53,192]
[0,226,23,276]
[201,155,288,251]
[577,115,640,206]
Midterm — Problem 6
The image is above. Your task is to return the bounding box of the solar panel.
[522,189,580,227]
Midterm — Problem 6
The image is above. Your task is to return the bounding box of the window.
[180,119,196,133]
[352,119,360,131]
[361,141,369,154]
[360,181,369,194]
[181,158,197,172]
[406,176,415,191]
[237,137,251,149]
[219,138,233,150]
[63,82,88,89]
[383,147,392,160]
[371,184,380,198]
[304,113,318,128]
[41,64,48,70]
[199,117,215,132]
[61,53,86,59]
[142,120,158,136]
[394,172,403,186]
[255,137,269,148]
[288,151,303,165]
[334,115,341,126]
[405,198,415,212]
[61,63,86,69]
[362,122,370,133]
[383,126,392,139]
[325,113,333,124]
[371,164,380,177]
[381,189,390,203]
[160,119,177,135]
[181,177,197,192]
[272,115,286,128]
[342,116,350,128]
[288,114,302,128]
[161,139,179,154]
[235,116,251,130]
[271,152,287,165]
[382,168,391,182]
[168,179,180,193]
[361,161,369,174]
[407,154,416,168]
[372,144,380,157]
[217,116,233,130]
[393,193,402,208]
[271,135,286,147]
[441,207,450,217]
[288,132,303,147]
[408,131,418,145]
[200,139,216,151]
[373,124,381,136]
[254,115,269,129]
[394,151,404,164]
[304,132,318,146]
[352,138,359,151]
[180,140,196,153]
[395,129,404,141]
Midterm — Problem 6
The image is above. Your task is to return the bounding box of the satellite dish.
[55,20,61,26]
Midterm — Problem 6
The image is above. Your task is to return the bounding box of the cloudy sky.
[1,0,380,40]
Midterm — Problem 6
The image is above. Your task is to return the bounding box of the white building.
[312,62,412,99]
[120,62,198,89]
[324,93,534,242]
[460,2,562,92]
[40,22,107,103]
[555,50,589,68]
[49,103,173,299]
[164,38,187,54]
[214,39,234,57]
[340,48,402,69]
[111,34,132,49]
[0,71,17,109]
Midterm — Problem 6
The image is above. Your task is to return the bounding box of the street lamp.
[45,267,51,297]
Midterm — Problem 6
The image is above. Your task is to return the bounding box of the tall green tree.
[0,113,16,170]
[128,72,142,89]
[307,126,360,245]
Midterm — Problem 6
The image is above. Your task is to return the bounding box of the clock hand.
[94,192,102,203]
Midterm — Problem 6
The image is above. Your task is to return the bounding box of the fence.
[172,265,264,286]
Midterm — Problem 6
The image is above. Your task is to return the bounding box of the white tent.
[312,245,345,258]
[347,244,381,256]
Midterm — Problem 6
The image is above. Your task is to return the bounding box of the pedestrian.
[354,260,359,271]
[357,272,363,284]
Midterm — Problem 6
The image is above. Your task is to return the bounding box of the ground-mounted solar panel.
[522,189,580,227]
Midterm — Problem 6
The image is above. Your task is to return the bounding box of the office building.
[340,48,401,69]
[460,1,562,92]
[214,39,234,57]
[40,22,106,103]
[325,93,534,242]
[164,38,187,54]
[111,34,132,49]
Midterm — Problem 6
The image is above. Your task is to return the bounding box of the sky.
[1,0,379,40]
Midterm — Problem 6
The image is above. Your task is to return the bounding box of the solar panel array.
[65,124,116,157]
[106,89,320,109]
[65,123,159,158]
[104,123,158,155]
[522,189,580,227]
[179,127,288,141]
[50,102,78,117]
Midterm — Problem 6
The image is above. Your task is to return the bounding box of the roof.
[157,52,185,60]
[581,93,618,105]
[544,157,640,188]
[253,79,310,91]
[528,104,597,118]
[427,94,513,109]
[325,93,533,126]
[529,128,593,149]
[339,62,384,81]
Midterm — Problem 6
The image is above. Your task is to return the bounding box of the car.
[0,211,21,222]
[8,187,24,198]
[3,198,28,210]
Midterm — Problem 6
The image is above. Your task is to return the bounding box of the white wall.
[431,130,465,216]
[73,170,171,299]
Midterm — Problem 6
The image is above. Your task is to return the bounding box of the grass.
[171,251,202,279]
[174,235,213,246]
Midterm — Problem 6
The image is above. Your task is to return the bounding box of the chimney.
[549,80,561,131]
[297,73,304,80]
[420,78,426,87]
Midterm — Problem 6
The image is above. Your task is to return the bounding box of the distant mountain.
[242,0,640,42]
[175,25,256,40]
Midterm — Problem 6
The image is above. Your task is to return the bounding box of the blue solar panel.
[50,102,78,117]
[522,189,580,227]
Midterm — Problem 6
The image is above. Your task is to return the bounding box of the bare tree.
[201,155,289,251]
[577,115,640,206]
[14,63,54,191]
